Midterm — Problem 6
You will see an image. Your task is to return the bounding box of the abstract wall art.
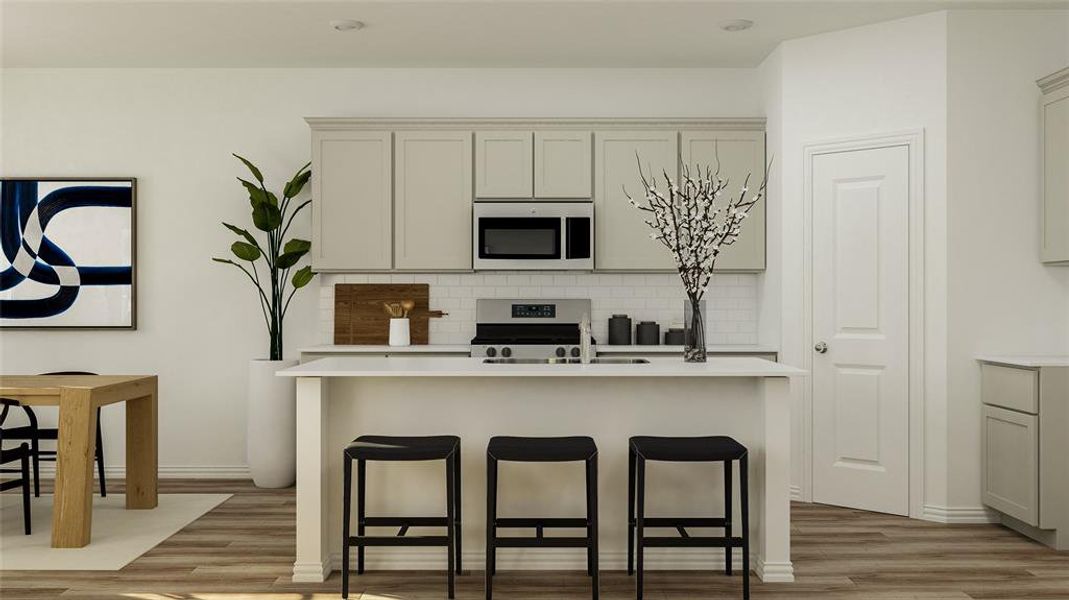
[1,178,136,328]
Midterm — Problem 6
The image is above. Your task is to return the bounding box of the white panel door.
[475,131,533,198]
[812,145,910,516]
[310,130,392,270]
[594,131,678,271]
[394,131,473,270]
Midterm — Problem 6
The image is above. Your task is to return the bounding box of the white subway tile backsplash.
[318,272,759,345]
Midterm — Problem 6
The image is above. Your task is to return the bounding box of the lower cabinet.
[394,131,474,270]
[980,360,1069,548]
[981,404,1039,525]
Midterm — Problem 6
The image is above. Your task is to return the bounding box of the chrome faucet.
[579,314,593,364]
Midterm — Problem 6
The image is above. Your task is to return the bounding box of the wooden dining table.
[0,374,157,548]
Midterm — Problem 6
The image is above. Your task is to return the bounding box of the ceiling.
[2,0,1067,68]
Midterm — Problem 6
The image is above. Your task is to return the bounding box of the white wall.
[766,11,951,509]
[945,10,1069,507]
[0,67,764,476]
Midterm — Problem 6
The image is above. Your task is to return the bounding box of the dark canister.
[664,327,685,345]
[608,314,632,345]
[636,321,660,345]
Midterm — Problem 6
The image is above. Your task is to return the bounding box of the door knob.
[814,341,828,354]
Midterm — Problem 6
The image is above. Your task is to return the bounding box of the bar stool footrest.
[495,517,588,528]
[630,517,728,528]
[362,517,450,527]
[493,536,592,548]
[641,536,745,548]
[349,535,450,547]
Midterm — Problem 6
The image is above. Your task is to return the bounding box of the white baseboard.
[790,485,802,502]
[920,504,999,524]
[35,465,251,479]
[329,548,782,575]
[293,560,331,583]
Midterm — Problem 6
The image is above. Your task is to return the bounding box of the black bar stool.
[628,435,750,600]
[485,436,599,600]
[342,435,462,599]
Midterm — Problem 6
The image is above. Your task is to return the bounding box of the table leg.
[126,379,158,509]
[293,376,331,583]
[52,387,98,548]
[757,376,794,582]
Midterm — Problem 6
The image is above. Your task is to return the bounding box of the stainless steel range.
[470,299,594,359]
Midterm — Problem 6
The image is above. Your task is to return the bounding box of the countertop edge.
[975,355,1069,368]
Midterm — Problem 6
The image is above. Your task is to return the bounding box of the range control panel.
[511,303,556,319]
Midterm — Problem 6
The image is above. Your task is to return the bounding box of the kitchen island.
[277,355,803,584]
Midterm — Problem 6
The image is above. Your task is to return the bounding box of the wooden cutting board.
[333,284,443,345]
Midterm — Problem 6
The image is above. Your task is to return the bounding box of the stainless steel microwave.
[473,202,594,270]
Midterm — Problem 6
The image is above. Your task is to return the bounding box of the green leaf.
[212,257,236,265]
[223,222,258,247]
[231,241,261,261]
[291,265,314,289]
[283,170,311,199]
[266,191,279,207]
[276,249,306,269]
[233,153,264,183]
[251,202,282,232]
[283,238,311,254]
[239,178,268,206]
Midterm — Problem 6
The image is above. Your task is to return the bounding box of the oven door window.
[479,218,561,259]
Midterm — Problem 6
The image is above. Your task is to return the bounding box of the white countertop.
[300,344,471,354]
[277,355,804,378]
[598,344,777,354]
[976,355,1069,368]
[300,344,776,355]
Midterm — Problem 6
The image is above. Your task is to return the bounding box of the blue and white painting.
[1,179,135,328]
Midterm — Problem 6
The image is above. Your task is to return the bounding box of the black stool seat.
[346,435,459,461]
[630,435,746,462]
[488,435,597,462]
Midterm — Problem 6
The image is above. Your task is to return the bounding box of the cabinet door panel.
[594,131,678,271]
[311,130,392,270]
[1041,88,1069,263]
[475,131,532,198]
[681,130,766,271]
[535,131,592,198]
[982,404,1039,526]
[395,131,473,270]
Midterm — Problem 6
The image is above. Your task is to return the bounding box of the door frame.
[800,130,926,519]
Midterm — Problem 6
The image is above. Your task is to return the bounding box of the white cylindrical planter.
[247,358,298,488]
[389,318,411,346]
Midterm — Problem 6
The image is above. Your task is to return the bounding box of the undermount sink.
[482,357,650,365]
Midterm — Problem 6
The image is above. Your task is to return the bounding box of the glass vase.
[683,297,707,363]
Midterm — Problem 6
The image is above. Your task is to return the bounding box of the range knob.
[486,347,497,358]
[556,347,567,358]
[570,347,581,358]
[501,347,513,358]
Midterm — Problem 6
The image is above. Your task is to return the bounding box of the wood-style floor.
[2,479,1068,599]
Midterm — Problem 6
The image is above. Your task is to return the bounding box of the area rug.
[0,492,230,570]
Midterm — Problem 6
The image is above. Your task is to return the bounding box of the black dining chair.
[0,399,33,534]
[0,371,106,497]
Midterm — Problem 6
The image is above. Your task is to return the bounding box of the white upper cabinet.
[310,130,392,271]
[394,131,473,270]
[535,131,592,198]
[475,131,533,198]
[1039,67,1069,265]
[594,130,678,271]
[681,130,767,271]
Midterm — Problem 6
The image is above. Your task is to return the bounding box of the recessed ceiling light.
[330,19,365,32]
[720,19,754,32]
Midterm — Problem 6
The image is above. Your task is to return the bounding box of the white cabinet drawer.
[982,404,1039,526]
[981,364,1039,414]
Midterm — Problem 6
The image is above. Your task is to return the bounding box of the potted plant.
[627,157,766,362]
[213,155,315,487]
